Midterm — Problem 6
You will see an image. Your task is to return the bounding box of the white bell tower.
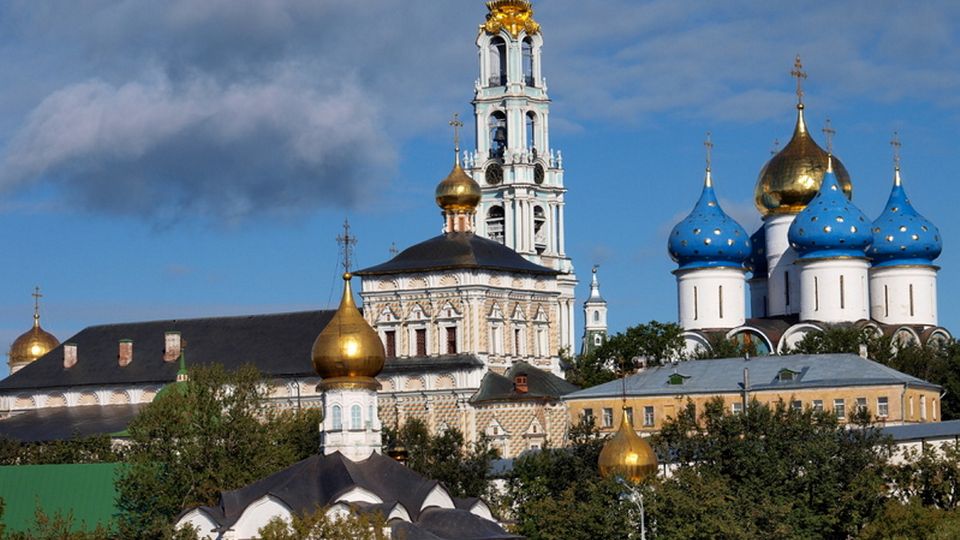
[467,0,577,355]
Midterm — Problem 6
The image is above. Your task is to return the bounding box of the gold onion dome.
[9,293,59,369]
[435,161,482,213]
[755,104,852,216]
[598,409,658,484]
[312,273,385,390]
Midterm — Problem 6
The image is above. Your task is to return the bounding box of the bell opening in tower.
[534,205,547,254]
[489,112,507,158]
[487,205,505,243]
[489,37,507,86]
[522,37,535,86]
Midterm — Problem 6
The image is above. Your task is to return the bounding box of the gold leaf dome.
[9,317,59,370]
[312,273,385,390]
[754,104,852,216]
[435,162,482,213]
[598,408,658,484]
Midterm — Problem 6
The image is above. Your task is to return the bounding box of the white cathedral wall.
[869,265,938,327]
[764,214,802,316]
[675,267,746,331]
[797,258,870,323]
[749,279,768,318]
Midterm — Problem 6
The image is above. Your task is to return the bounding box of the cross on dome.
[449,113,464,163]
[891,130,902,173]
[791,54,807,106]
[32,286,42,326]
[822,118,836,155]
[336,219,358,274]
[704,131,713,173]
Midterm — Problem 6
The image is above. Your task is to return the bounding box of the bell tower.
[467,0,577,354]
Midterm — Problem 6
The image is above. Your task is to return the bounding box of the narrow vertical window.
[332,405,342,431]
[514,328,522,356]
[909,283,915,317]
[840,275,845,309]
[884,285,889,317]
[693,286,699,320]
[877,397,889,418]
[920,395,927,420]
[718,285,724,319]
[814,277,820,311]
[785,271,790,306]
[446,327,457,355]
[643,406,655,427]
[522,37,534,85]
[415,328,426,356]
[526,111,537,150]
[351,404,362,430]
[489,37,507,85]
[384,330,396,358]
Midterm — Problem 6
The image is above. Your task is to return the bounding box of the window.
[489,37,506,85]
[351,405,362,430]
[583,408,594,423]
[909,283,915,317]
[415,328,426,356]
[514,328,523,356]
[921,395,927,421]
[840,275,846,309]
[594,334,602,346]
[693,286,699,320]
[731,402,743,415]
[526,111,537,150]
[490,325,503,355]
[834,399,846,420]
[791,400,802,412]
[812,400,823,413]
[877,396,889,418]
[643,406,655,427]
[489,112,507,158]
[522,37,534,85]
[593,311,600,322]
[367,404,374,429]
[718,285,724,319]
[536,327,547,356]
[778,369,796,382]
[668,373,686,385]
[602,408,613,428]
[814,277,820,311]
[332,405,342,431]
[446,327,457,355]
[856,397,867,414]
[910,396,914,418]
[529,443,540,450]
[486,205,505,242]
[533,205,546,252]
[624,407,634,426]
[384,330,396,358]
[884,285,889,317]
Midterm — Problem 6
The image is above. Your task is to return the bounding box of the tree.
[0,434,123,466]
[566,321,686,387]
[382,418,497,499]
[691,332,760,360]
[115,364,320,539]
[257,507,388,540]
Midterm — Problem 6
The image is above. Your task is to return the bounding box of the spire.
[32,286,42,328]
[891,131,902,185]
[703,131,713,187]
[589,265,604,301]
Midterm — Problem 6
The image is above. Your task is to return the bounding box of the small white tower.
[470,0,577,354]
[581,266,608,356]
[868,136,942,327]
[668,137,751,331]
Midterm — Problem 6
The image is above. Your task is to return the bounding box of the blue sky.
[2,0,960,377]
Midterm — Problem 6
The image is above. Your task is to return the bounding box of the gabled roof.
[565,353,940,400]
[0,310,335,392]
[0,404,143,442]
[186,451,521,540]
[355,232,556,276]
[471,361,578,404]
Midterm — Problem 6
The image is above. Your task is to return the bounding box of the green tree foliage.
[888,444,960,510]
[0,504,117,540]
[506,418,635,540]
[857,500,960,540]
[0,434,123,466]
[257,507,388,540]
[566,321,686,387]
[691,331,759,360]
[382,418,497,499]
[652,398,891,539]
[114,364,321,539]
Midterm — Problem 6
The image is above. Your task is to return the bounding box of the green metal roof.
[0,463,122,534]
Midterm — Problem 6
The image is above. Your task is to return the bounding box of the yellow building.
[564,353,942,434]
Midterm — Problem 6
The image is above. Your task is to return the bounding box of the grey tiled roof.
[565,353,940,400]
[881,420,960,442]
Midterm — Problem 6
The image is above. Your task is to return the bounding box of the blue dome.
[870,169,942,267]
[788,162,872,259]
[668,171,751,270]
[749,226,768,278]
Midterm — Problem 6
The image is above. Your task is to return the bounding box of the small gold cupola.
[754,56,852,216]
[435,114,482,233]
[482,0,540,38]
[8,287,59,374]
[312,272,385,391]
[598,407,659,484]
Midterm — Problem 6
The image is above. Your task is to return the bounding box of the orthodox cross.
[704,131,713,171]
[890,131,902,170]
[449,113,464,157]
[822,118,836,154]
[771,138,781,155]
[791,54,807,105]
[389,242,399,257]
[32,286,42,325]
[336,219,358,273]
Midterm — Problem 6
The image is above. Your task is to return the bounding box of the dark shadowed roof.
[185,451,522,539]
[0,311,335,392]
[0,404,143,442]
[355,232,556,276]
[471,361,578,404]
[383,354,483,374]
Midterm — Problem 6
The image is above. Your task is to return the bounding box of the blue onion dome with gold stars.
[870,166,941,267]
[749,226,768,277]
[668,169,751,270]
[787,157,872,259]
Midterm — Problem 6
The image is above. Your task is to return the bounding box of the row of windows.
[487,36,537,87]
[487,111,541,159]
[329,403,375,431]
[585,406,657,428]
[382,327,458,358]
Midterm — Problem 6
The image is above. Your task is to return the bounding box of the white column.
[869,266,939,326]
[798,259,870,323]
[557,204,566,255]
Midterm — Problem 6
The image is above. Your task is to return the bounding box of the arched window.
[489,112,507,158]
[526,111,537,151]
[533,205,546,253]
[486,205,505,243]
[332,405,342,431]
[522,38,534,86]
[593,311,600,322]
[350,404,362,430]
[489,37,507,86]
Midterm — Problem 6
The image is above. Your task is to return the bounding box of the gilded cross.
[822,118,836,154]
[890,131,902,170]
[32,286,42,325]
[704,132,713,171]
[449,113,464,154]
[791,55,807,105]
[336,219,358,273]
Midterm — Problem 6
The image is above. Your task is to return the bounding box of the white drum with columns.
[764,214,801,317]
[869,266,939,326]
[797,258,870,323]
[321,386,382,461]
[676,267,747,330]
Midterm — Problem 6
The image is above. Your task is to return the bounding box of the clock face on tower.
[486,163,503,185]
[534,163,545,185]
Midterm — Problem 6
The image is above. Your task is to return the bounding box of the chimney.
[164,331,182,362]
[118,339,133,367]
[63,343,77,369]
[858,343,869,359]
[514,374,528,394]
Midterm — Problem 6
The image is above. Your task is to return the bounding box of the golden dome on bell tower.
[312,272,385,391]
[8,287,59,374]
[754,56,852,217]
[598,407,658,484]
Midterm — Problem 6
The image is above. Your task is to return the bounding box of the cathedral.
[667,57,951,356]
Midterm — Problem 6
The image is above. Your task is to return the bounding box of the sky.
[2,0,960,377]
